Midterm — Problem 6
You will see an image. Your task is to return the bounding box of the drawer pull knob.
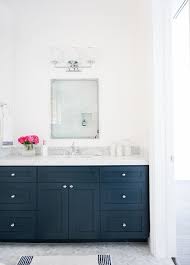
[69,185,74,189]
[122,223,127,228]
[10,223,15,228]
[11,173,15,177]
[122,195,126,199]
[121,173,126,177]
[11,195,16,199]
[62,185,67,189]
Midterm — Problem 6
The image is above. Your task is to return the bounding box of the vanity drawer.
[101,183,146,210]
[0,211,36,240]
[100,166,148,183]
[0,183,36,210]
[101,211,148,239]
[38,167,99,183]
[0,167,37,183]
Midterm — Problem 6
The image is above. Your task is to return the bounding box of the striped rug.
[17,255,112,265]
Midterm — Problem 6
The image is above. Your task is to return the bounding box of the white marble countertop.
[0,155,148,166]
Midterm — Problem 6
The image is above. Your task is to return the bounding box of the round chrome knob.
[121,173,126,177]
[62,185,67,189]
[69,185,74,189]
[122,195,126,199]
[11,195,16,199]
[122,223,127,228]
[11,173,15,177]
[10,223,15,227]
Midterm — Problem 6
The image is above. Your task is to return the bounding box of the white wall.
[0,1,14,104]
[7,0,152,148]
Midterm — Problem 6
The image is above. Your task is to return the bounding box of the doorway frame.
[149,0,176,258]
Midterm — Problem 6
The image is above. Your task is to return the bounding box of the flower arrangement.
[18,135,39,150]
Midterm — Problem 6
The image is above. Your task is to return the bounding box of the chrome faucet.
[71,141,80,156]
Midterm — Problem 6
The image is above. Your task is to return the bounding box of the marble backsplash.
[0,144,143,157]
[0,146,111,157]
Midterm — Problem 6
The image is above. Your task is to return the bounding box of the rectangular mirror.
[51,79,99,139]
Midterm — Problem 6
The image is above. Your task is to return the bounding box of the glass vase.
[22,144,35,156]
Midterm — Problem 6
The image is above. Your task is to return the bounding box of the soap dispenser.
[42,140,48,156]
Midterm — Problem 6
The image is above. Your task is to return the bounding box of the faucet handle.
[71,141,76,155]
[71,141,75,149]
[75,147,80,155]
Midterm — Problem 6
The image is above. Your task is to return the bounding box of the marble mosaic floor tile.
[0,242,173,265]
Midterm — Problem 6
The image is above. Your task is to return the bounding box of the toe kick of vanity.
[0,165,149,242]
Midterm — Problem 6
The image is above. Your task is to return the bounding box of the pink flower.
[18,135,39,145]
[27,135,34,143]
[18,136,26,144]
[32,135,39,144]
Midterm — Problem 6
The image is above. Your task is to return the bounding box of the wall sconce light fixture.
[50,46,96,72]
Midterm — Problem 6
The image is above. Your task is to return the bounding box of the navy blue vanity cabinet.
[0,167,37,240]
[100,166,149,240]
[0,165,149,242]
[37,167,100,240]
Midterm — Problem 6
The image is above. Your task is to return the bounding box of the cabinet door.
[69,183,100,240]
[37,183,69,240]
